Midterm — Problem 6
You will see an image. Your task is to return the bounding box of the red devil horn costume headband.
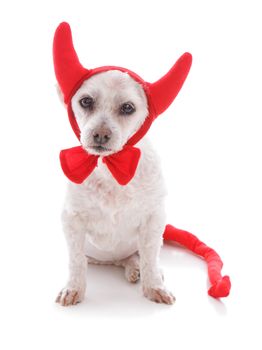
[53,22,231,298]
[53,22,192,114]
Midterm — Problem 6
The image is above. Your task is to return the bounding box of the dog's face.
[71,70,148,156]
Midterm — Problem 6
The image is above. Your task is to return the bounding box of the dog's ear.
[53,22,89,104]
[148,53,192,117]
[55,84,66,106]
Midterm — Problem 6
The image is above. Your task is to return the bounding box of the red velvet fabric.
[164,225,231,298]
[60,145,141,185]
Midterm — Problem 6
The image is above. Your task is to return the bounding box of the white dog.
[56,70,176,306]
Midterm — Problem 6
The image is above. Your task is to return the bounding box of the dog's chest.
[77,174,144,258]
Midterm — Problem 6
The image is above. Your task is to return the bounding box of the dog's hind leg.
[120,253,140,283]
[88,253,140,283]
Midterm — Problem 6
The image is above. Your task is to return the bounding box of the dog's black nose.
[92,128,112,145]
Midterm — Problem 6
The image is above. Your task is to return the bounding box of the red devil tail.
[163,224,231,298]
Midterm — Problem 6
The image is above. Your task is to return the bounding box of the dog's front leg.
[138,207,175,305]
[56,210,87,306]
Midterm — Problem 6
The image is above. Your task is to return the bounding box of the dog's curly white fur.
[56,70,175,306]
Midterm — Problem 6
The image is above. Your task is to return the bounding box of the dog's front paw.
[55,288,84,306]
[143,286,176,305]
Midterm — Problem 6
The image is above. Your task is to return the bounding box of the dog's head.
[53,22,192,158]
[71,70,148,156]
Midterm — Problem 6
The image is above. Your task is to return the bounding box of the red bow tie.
[60,145,141,185]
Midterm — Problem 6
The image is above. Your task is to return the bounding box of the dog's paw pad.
[143,287,175,305]
[56,288,82,306]
[125,267,140,283]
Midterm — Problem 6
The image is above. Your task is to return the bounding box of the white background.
[0,0,261,349]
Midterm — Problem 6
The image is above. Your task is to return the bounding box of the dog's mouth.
[88,145,113,154]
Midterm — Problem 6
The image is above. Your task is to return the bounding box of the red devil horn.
[53,22,89,103]
[149,52,192,116]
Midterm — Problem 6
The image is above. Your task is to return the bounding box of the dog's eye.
[79,96,94,109]
[120,102,135,115]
